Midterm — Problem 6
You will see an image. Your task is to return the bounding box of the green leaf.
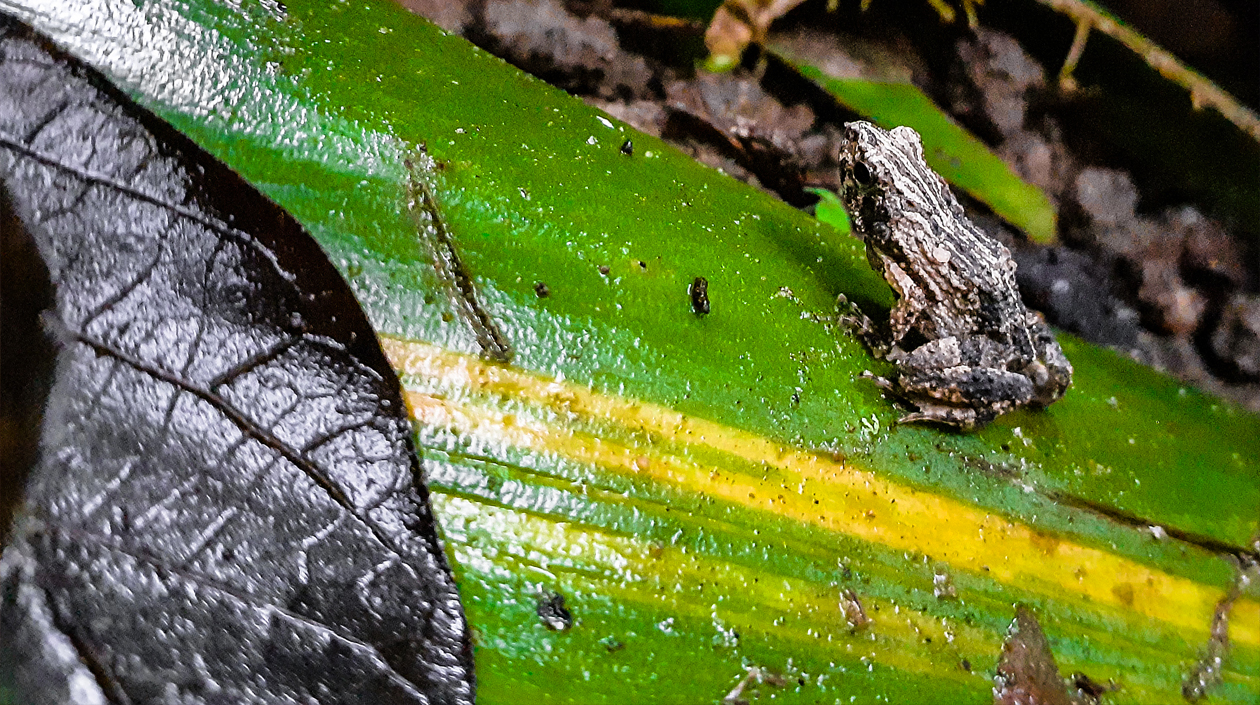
[8,1,1257,703]
[807,186,852,235]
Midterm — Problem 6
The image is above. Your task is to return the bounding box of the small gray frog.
[836,121,1072,429]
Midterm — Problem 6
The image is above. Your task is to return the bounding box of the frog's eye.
[851,161,874,187]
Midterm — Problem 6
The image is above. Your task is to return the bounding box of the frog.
[836,121,1072,429]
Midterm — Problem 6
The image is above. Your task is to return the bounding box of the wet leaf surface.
[0,16,473,704]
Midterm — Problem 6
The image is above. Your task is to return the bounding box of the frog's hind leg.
[863,374,988,430]
[892,337,1035,429]
[860,367,1002,430]
[861,337,1036,429]
[895,365,1033,429]
[898,365,1033,406]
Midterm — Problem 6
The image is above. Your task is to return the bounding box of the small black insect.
[689,276,710,316]
[620,139,633,156]
[534,281,550,298]
[536,590,573,631]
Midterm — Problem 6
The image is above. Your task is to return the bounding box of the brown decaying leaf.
[993,606,1073,705]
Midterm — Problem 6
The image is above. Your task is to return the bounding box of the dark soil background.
[399,0,1260,412]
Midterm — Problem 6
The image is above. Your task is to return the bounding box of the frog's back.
[892,175,1026,332]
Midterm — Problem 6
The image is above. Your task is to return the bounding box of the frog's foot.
[836,294,871,331]
[838,296,889,356]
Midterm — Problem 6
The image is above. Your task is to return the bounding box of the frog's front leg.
[872,252,929,352]
[837,294,891,358]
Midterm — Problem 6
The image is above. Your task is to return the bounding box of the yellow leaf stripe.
[437,493,1003,689]
[435,492,1198,700]
[381,336,1259,650]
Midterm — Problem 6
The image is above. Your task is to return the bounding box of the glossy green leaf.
[6,1,1257,703]
[784,57,1059,244]
[807,186,852,235]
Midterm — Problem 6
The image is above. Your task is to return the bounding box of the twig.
[1035,0,1260,142]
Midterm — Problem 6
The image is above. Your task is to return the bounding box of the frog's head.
[838,121,939,239]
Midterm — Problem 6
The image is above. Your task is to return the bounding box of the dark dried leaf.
[0,15,473,704]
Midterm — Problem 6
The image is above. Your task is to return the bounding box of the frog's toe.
[860,370,896,391]
[898,406,988,430]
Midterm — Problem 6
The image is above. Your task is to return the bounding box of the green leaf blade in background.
[4,1,1257,703]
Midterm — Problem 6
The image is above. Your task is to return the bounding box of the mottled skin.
[837,121,1072,429]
